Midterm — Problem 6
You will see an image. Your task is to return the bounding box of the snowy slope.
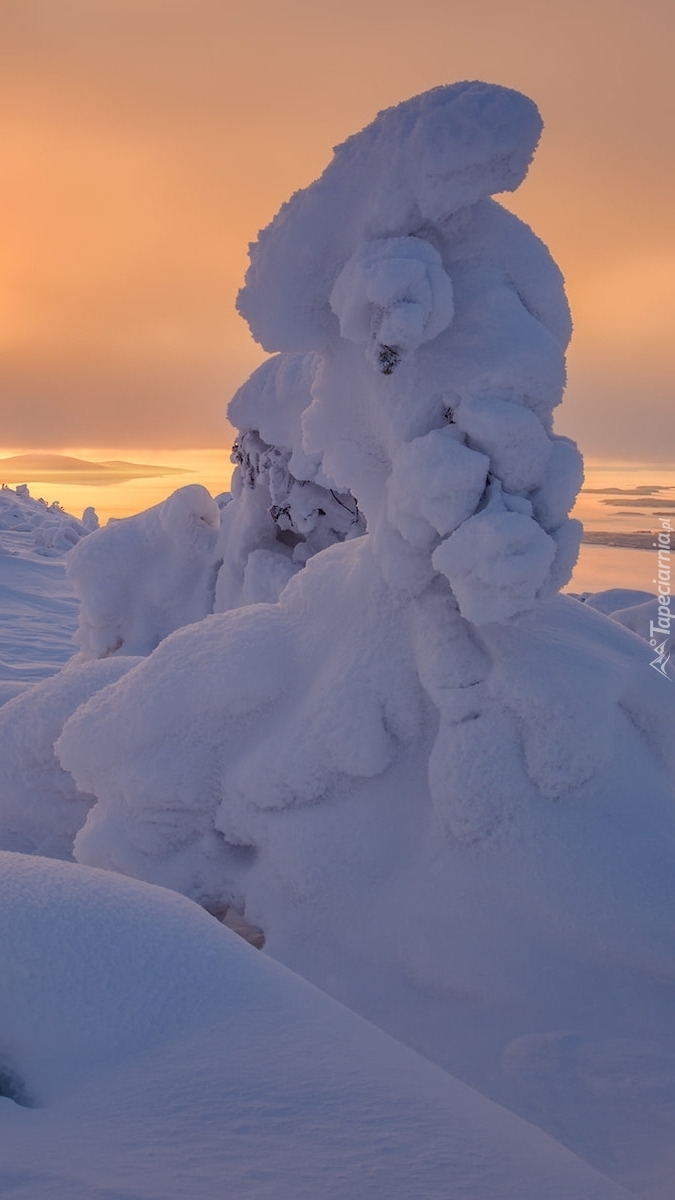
[0,485,89,700]
[0,545,78,689]
[0,852,629,1200]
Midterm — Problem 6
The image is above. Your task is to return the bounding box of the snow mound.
[67,484,221,657]
[583,587,655,615]
[610,596,675,654]
[235,84,577,617]
[0,852,628,1199]
[573,588,675,663]
[0,657,138,858]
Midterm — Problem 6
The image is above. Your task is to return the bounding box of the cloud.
[0,0,673,453]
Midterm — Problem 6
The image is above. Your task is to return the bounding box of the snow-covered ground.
[0,485,94,703]
[0,852,631,1200]
[1,81,674,1200]
[1,476,672,1198]
[1,515,666,1200]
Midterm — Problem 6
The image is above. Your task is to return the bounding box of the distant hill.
[0,453,189,485]
[1,454,105,473]
[583,530,659,549]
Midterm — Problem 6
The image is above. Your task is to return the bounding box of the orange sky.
[0,0,673,461]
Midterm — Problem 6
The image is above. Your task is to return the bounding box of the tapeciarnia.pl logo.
[650,517,672,680]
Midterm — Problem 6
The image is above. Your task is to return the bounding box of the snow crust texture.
[0,485,84,696]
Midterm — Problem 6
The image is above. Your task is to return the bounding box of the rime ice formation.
[58,83,673,883]
[4,83,675,1192]
[66,484,221,657]
[215,353,365,611]
[58,78,617,873]
[0,482,98,551]
[65,361,365,649]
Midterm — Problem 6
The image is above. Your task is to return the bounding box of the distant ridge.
[582,530,662,550]
[0,453,189,485]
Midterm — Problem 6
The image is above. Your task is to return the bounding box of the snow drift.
[0,853,629,1200]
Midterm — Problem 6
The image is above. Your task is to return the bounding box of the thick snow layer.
[583,587,656,615]
[234,82,579,619]
[217,416,363,611]
[66,484,221,657]
[54,547,674,1191]
[387,426,489,549]
[577,589,675,677]
[61,83,581,641]
[0,657,138,857]
[0,852,629,1200]
[237,81,544,351]
[610,596,675,654]
[432,494,557,624]
[58,554,674,902]
[329,235,455,368]
[55,561,675,1191]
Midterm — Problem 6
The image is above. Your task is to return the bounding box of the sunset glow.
[0,0,673,462]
